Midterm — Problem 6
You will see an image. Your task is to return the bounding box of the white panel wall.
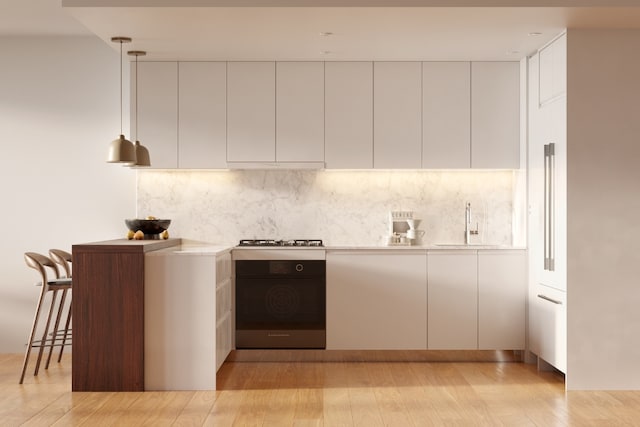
[566,29,640,390]
[0,36,136,352]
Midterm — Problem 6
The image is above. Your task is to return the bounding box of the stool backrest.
[49,249,72,278]
[24,252,61,284]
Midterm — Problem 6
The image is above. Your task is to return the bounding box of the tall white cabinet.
[528,33,567,373]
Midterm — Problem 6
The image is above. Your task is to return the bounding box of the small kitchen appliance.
[388,211,425,245]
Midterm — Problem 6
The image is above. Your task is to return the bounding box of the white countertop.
[326,244,525,251]
[147,239,525,255]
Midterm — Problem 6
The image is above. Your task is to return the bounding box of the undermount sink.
[434,244,502,248]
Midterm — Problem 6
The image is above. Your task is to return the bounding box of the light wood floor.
[4,353,640,426]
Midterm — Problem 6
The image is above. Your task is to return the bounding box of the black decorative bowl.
[125,219,171,239]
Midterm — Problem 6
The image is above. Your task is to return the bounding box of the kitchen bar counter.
[72,238,181,392]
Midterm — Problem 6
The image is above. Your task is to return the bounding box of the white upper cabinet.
[178,62,227,169]
[227,62,276,162]
[422,62,471,168]
[427,251,478,350]
[276,62,324,163]
[471,62,520,169]
[373,62,422,169]
[134,62,178,168]
[133,60,521,170]
[325,62,373,169]
[539,33,567,105]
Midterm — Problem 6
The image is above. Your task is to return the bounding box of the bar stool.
[47,249,73,367]
[20,252,72,384]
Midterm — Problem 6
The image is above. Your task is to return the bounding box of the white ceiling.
[3,1,640,60]
[0,0,89,36]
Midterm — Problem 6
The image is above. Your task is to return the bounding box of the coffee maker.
[387,211,425,246]
[387,211,412,245]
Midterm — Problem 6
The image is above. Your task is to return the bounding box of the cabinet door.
[540,97,567,291]
[325,62,373,168]
[529,284,566,373]
[227,62,275,162]
[373,62,422,169]
[145,253,217,390]
[428,251,477,349]
[422,62,471,168]
[478,251,526,350]
[276,62,324,162]
[327,251,427,350]
[215,253,232,370]
[539,33,566,105]
[527,54,545,293]
[178,62,227,168]
[135,62,178,168]
[471,62,520,169]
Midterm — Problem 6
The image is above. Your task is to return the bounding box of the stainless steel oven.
[234,242,326,349]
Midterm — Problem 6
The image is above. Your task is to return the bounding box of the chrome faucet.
[465,202,479,244]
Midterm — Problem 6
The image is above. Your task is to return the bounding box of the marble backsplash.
[136,169,521,247]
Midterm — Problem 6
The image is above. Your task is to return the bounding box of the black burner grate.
[238,239,324,247]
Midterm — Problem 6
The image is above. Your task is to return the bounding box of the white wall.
[566,30,640,389]
[0,36,136,352]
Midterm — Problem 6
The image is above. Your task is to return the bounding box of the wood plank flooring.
[4,353,640,426]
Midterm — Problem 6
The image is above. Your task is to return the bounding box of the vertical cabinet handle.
[543,143,556,272]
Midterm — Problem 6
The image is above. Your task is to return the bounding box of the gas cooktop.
[238,239,324,247]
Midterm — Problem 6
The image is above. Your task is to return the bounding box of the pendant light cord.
[135,53,138,142]
[119,39,123,135]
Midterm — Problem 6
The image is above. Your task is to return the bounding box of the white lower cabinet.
[326,251,427,350]
[144,250,232,390]
[478,251,526,350]
[529,284,566,373]
[427,251,478,350]
[215,252,233,370]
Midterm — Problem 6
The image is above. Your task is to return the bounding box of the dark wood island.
[71,238,180,391]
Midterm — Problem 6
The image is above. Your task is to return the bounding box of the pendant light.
[107,36,135,164]
[127,50,151,167]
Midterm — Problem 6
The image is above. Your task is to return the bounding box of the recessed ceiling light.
[528,32,543,36]
[319,32,333,37]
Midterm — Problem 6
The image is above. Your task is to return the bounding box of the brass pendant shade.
[133,140,151,167]
[108,134,136,163]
